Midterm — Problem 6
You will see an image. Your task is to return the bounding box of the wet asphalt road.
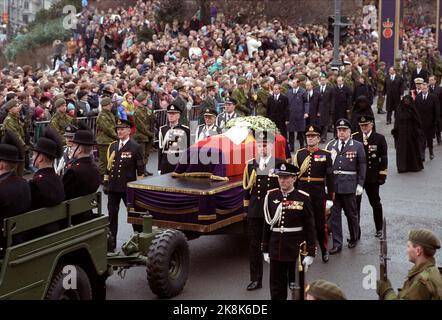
[105,110,442,300]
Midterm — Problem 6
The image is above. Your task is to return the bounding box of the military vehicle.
[0,192,189,300]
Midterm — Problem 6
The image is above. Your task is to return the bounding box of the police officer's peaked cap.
[203,107,217,116]
[274,162,299,176]
[115,118,133,129]
[224,97,237,104]
[64,124,78,137]
[0,129,25,162]
[306,280,347,300]
[335,118,351,129]
[305,125,322,136]
[358,114,375,125]
[167,103,182,113]
[408,229,441,250]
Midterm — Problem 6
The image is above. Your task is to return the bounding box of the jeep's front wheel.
[45,264,92,300]
[146,229,189,298]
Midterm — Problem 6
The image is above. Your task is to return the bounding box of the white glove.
[326,200,334,210]
[263,253,270,264]
[303,256,314,272]
[158,170,161,175]
[355,184,364,196]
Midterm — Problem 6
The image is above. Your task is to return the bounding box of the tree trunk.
[199,0,211,26]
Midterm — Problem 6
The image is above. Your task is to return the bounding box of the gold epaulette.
[352,132,360,137]
[321,148,331,153]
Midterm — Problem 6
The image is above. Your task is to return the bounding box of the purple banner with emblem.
[437,0,442,53]
[379,0,401,69]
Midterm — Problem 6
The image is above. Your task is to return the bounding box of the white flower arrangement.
[225,116,279,133]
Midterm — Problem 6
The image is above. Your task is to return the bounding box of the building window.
[24,2,30,10]
[22,14,28,24]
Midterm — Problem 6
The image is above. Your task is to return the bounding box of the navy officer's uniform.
[243,131,284,291]
[158,104,190,174]
[326,119,366,252]
[293,125,334,261]
[262,162,317,300]
[104,119,145,250]
[352,115,388,237]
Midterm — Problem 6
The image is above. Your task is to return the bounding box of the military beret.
[237,77,247,85]
[136,92,148,102]
[5,99,19,110]
[279,74,289,82]
[54,98,66,109]
[336,118,351,129]
[408,229,441,250]
[306,280,347,300]
[260,78,270,86]
[298,75,307,82]
[101,97,112,106]
[378,61,386,67]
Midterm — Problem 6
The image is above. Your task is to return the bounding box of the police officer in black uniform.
[352,115,388,237]
[104,119,145,251]
[158,104,191,174]
[326,119,366,253]
[262,162,317,300]
[243,130,284,291]
[294,125,334,262]
[30,127,65,210]
[0,130,31,256]
[196,107,222,142]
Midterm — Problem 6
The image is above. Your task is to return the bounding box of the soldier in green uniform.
[305,279,347,300]
[279,75,290,95]
[376,62,387,114]
[377,229,442,300]
[96,97,117,178]
[133,92,154,176]
[231,77,250,116]
[49,98,74,145]
[2,99,26,176]
[256,78,270,117]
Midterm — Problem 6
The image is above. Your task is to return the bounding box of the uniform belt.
[272,227,303,233]
[333,170,357,175]
[299,177,325,182]
[162,150,185,154]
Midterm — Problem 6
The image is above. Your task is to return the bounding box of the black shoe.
[246,281,262,291]
[377,110,386,114]
[329,247,342,255]
[430,153,435,160]
[348,240,358,249]
[145,170,154,176]
[322,251,330,263]
[374,231,383,238]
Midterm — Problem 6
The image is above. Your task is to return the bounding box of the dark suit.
[0,171,31,255]
[262,188,316,300]
[415,92,440,159]
[383,74,405,123]
[316,85,334,141]
[243,157,283,284]
[63,156,101,223]
[410,68,429,91]
[429,85,442,144]
[353,131,388,233]
[294,148,334,254]
[267,94,290,137]
[106,138,145,249]
[333,85,352,123]
[326,138,366,247]
[304,90,320,126]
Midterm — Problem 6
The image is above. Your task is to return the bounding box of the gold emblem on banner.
[382,18,394,39]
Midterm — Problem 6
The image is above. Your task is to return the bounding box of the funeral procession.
[1,0,442,304]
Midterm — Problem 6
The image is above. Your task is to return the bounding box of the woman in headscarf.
[391,95,424,173]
